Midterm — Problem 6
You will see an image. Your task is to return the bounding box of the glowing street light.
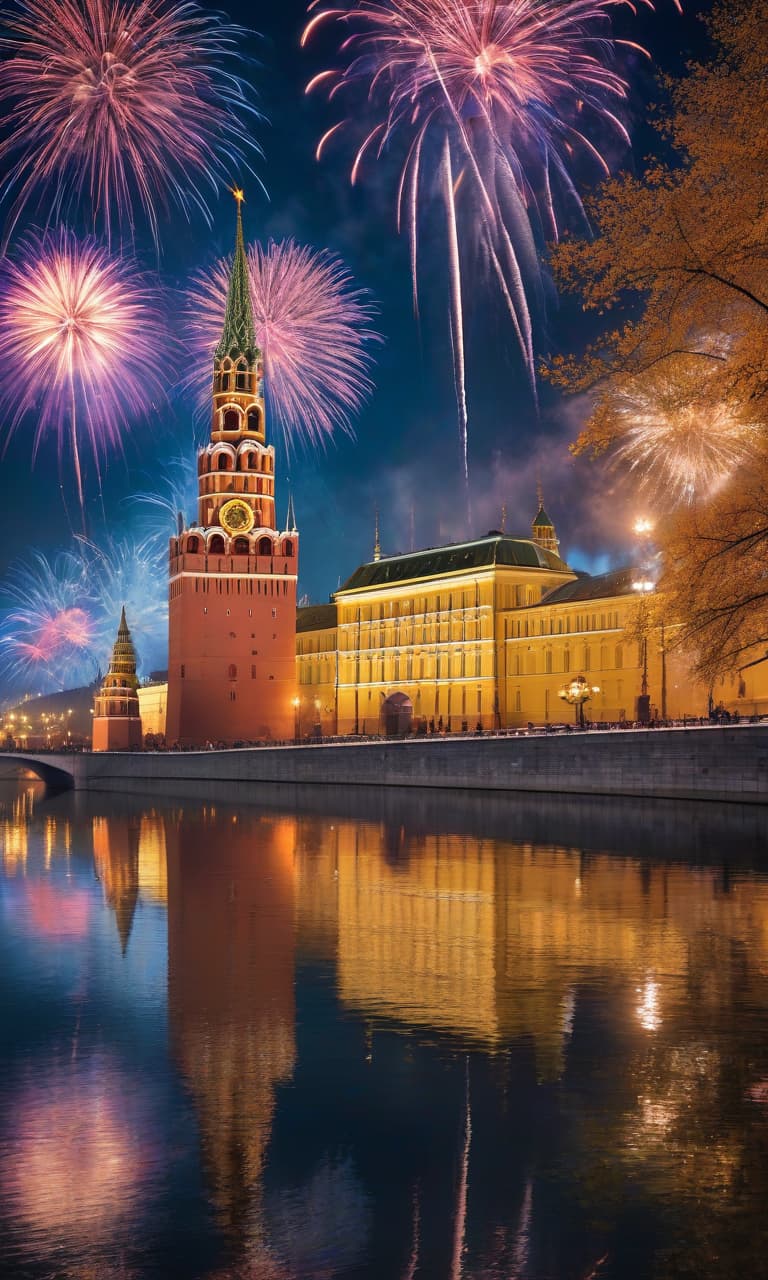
[558,675,601,727]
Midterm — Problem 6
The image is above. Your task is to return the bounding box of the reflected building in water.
[5,782,768,1279]
[165,807,297,1258]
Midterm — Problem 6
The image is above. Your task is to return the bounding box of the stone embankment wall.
[14,723,767,804]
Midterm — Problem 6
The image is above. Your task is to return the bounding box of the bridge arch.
[0,753,76,790]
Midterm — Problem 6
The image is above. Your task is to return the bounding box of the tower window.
[236,372,246,390]
[234,537,249,555]
[222,373,231,391]
[223,409,239,432]
[284,539,294,557]
[187,536,199,554]
[258,536,272,556]
[209,535,225,555]
[228,664,237,679]
[180,664,185,678]
[247,409,260,432]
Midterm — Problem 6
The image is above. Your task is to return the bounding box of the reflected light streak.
[636,978,661,1031]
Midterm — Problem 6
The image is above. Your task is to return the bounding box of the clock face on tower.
[219,499,255,536]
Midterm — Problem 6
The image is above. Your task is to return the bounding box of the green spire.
[215,189,258,363]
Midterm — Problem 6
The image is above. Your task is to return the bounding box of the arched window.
[615,645,623,669]
[234,537,249,555]
[258,536,272,556]
[209,535,225,555]
[187,536,199,554]
[228,664,237,680]
[247,408,261,433]
[283,539,294,557]
[248,452,258,469]
[221,372,231,391]
[223,409,239,432]
[215,452,231,472]
[563,648,571,673]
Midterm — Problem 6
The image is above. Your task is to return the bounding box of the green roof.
[215,201,259,364]
[532,506,555,528]
[541,567,639,606]
[297,603,337,633]
[337,534,570,594]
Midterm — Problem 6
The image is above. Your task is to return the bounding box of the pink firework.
[303,0,672,488]
[0,550,97,691]
[0,0,260,244]
[0,227,164,515]
[186,238,379,449]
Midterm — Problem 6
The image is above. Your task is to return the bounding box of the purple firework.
[0,227,165,515]
[186,238,379,449]
[302,0,676,487]
[0,0,261,244]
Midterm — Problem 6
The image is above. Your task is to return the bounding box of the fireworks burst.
[79,535,169,669]
[0,0,260,244]
[0,536,168,696]
[612,377,756,503]
[0,550,97,690]
[303,0,664,486]
[186,238,379,449]
[0,227,165,517]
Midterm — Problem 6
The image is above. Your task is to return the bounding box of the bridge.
[0,722,767,804]
[0,752,85,789]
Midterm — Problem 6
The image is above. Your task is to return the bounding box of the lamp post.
[292,696,301,744]
[632,516,657,725]
[558,675,600,727]
[632,578,654,722]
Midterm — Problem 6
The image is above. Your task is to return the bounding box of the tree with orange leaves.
[547,0,768,679]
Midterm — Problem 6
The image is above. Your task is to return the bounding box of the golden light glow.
[231,185,245,204]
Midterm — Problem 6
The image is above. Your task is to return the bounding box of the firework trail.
[0,228,165,521]
[0,0,261,245]
[130,456,199,554]
[186,238,379,450]
[80,535,169,669]
[303,0,668,486]
[611,373,756,503]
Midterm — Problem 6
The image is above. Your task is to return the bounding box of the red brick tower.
[92,607,143,752]
[166,193,298,746]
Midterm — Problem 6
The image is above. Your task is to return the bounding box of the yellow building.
[295,502,768,733]
[141,502,768,741]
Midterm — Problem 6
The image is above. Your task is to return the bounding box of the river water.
[1,778,767,1279]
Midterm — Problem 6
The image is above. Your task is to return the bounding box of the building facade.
[165,196,298,746]
[295,506,768,735]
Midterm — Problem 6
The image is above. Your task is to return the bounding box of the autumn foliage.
[547,0,768,679]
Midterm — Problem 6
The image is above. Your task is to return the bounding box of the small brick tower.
[92,606,143,752]
[165,192,298,746]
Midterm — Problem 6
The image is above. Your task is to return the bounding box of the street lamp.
[292,696,301,743]
[558,675,600,727]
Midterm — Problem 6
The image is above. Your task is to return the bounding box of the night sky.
[0,0,714,687]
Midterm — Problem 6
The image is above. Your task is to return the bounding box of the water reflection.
[1,781,768,1278]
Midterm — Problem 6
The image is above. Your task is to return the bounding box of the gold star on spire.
[231,185,245,205]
